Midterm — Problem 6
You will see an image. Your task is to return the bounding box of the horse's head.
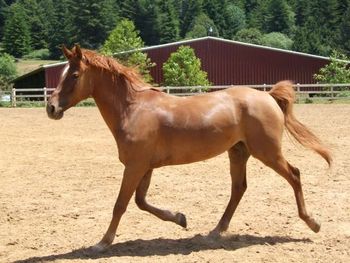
[47,45,92,120]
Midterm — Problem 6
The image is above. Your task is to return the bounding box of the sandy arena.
[0,105,349,262]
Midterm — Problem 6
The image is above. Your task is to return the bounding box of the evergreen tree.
[185,13,219,39]
[264,0,295,36]
[202,0,227,36]
[17,0,50,50]
[157,0,180,44]
[70,0,118,49]
[339,4,350,55]
[0,0,8,39]
[2,3,31,57]
[179,0,202,38]
[223,4,246,39]
[48,0,72,59]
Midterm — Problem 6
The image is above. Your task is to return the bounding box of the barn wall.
[45,64,66,89]
[146,38,329,85]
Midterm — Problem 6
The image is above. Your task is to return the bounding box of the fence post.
[11,88,16,107]
[296,83,300,103]
[331,86,334,99]
[263,84,266,91]
[43,87,47,106]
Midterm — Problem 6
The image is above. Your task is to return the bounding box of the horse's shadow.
[15,234,312,262]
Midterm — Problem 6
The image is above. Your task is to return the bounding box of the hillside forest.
[0,0,350,60]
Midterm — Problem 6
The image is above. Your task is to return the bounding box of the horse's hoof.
[89,242,110,253]
[175,212,187,228]
[309,220,321,233]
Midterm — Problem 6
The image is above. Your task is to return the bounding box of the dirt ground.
[0,105,349,263]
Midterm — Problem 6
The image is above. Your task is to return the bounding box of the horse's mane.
[81,49,156,91]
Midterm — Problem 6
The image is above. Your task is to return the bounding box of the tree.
[2,3,31,57]
[202,0,227,36]
[262,32,293,50]
[179,0,202,38]
[70,0,118,49]
[157,0,180,44]
[17,0,51,50]
[0,53,16,91]
[121,0,160,46]
[185,13,218,39]
[0,0,8,39]
[339,5,350,56]
[163,45,210,87]
[234,28,263,45]
[48,0,72,59]
[222,4,246,39]
[314,51,350,84]
[101,19,154,82]
[264,0,295,36]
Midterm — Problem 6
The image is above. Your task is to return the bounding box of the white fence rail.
[6,84,350,107]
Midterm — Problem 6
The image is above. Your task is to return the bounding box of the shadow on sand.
[15,234,312,262]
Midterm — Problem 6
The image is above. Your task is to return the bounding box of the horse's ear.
[62,45,73,60]
[73,44,83,60]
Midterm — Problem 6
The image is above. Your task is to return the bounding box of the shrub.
[163,45,210,88]
[23,49,50,60]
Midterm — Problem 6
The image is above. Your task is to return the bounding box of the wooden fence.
[7,83,350,107]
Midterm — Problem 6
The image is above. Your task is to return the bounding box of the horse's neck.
[92,74,135,136]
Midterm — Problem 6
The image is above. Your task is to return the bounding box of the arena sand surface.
[0,105,349,263]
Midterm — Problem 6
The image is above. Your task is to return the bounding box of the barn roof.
[117,36,333,61]
[12,61,67,83]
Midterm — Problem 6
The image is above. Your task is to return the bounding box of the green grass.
[15,59,61,76]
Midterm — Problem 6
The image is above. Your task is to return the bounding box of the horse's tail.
[269,80,332,166]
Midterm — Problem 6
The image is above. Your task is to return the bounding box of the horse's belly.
[152,127,242,167]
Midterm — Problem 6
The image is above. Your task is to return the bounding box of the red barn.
[144,36,330,85]
[13,37,331,91]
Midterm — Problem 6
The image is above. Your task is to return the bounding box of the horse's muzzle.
[46,102,64,120]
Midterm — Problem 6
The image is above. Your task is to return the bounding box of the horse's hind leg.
[210,142,250,235]
[259,154,320,233]
[135,169,187,228]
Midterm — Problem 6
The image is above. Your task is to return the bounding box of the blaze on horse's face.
[47,45,91,120]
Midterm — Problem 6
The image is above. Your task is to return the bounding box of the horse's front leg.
[92,165,147,252]
[135,169,187,228]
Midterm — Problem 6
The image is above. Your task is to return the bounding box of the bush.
[0,53,17,91]
[234,28,264,45]
[23,49,50,60]
[262,32,293,50]
[163,45,210,88]
[314,51,350,84]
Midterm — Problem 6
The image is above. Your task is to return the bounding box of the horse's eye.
[72,73,79,79]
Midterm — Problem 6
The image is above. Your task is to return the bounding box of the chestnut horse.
[47,45,331,252]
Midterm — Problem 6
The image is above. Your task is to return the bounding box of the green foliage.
[70,0,118,49]
[2,3,31,57]
[163,45,210,87]
[313,51,350,84]
[234,28,263,45]
[47,0,72,59]
[185,13,219,39]
[157,0,180,44]
[22,49,50,60]
[0,53,16,91]
[222,4,246,39]
[262,32,293,50]
[101,19,154,83]
[264,0,295,36]
[339,5,350,55]
[179,0,202,37]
